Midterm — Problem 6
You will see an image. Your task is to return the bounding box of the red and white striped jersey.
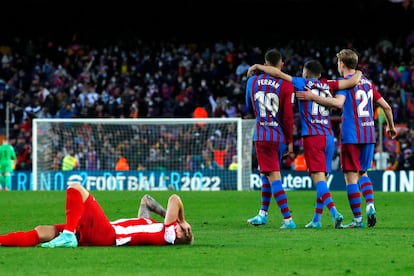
[110,217,177,246]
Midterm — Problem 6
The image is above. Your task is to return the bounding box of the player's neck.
[343,69,355,76]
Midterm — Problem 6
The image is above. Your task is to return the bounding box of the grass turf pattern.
[0,190,413,275]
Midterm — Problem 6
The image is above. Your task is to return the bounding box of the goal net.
[32,118,255,191]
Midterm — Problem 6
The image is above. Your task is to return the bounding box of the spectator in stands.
[228,155,238,171]
[0,82,7,129]
[210,129,226,168]
[235,59,250,82]
[373,144,391,170]
[0,33,413,172]
[85,145,99,170]
[56,103,75,118]
[397,146,414,170]
[61,149,78,171]
[14,135,32,171]
[169,140,187,170]
[293,148,307,171]
[332,147,341,171]
[115,155,130,171]
[100,139,118,170]
[197,151,217,170]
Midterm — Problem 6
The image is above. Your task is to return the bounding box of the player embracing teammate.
[296,49,397,228]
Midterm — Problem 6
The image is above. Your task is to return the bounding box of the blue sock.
[346,183,362,220]
[271,180,291,219]
[358,175,374,206]
[260,176,271,212]
[316,181,337,218]
[313,197,323,222]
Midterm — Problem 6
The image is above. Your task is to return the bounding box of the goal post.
[32,118,255,191]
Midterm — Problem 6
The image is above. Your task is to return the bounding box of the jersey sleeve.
[163,222,177,244]
[291,76,306,91]
[326,79,339,92]
[279,81,294,144]
[334,77,347,97]
[372,83,382,102]
[119,218,175,246]
[245,76,255,115]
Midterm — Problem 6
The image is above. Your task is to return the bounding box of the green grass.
[0,190,413,275]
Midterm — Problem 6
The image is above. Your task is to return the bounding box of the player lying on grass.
[0,182,193,248]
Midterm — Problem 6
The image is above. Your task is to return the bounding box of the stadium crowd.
[0,30,414,172]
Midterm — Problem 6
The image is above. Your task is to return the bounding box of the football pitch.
[0,190,413,275]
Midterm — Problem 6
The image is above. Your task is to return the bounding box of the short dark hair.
[264,48,282,67]
[304,60,324,78]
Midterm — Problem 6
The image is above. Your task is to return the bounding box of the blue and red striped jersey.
[336,74,382,144]
[246,73,294,143]
[292,77,340,137]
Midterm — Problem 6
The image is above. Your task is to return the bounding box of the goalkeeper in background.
[0,139,17,191]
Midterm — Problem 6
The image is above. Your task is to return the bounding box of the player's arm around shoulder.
[246,64,260,77]
[296,87,345,109]
[247,64,293,82]
[337,70,362,89]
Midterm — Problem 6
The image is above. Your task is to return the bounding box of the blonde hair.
[336,49,359,70]
[175,233,194,245]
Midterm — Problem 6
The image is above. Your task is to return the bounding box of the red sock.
[0,229,39,247]
[65,187,85,232]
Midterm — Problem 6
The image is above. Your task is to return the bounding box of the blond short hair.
[175,233,194,245]
[336,49,359,70]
